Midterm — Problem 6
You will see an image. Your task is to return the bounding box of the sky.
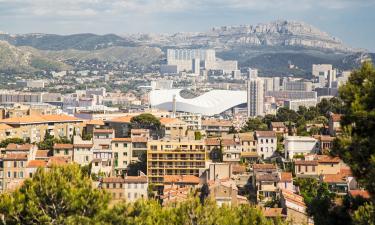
[0,0,375,51]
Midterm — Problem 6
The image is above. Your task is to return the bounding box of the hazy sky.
[1,0,375,51]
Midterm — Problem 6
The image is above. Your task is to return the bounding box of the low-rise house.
[271,122,288,135]
[237,132,257,152]
[280,189,313,225]
[313,135,335,154]
[255,173,279,202]
[221,139,241,164]
[53,143,74,160]
[73,135,93,166]
[208,179,248,206]
[163,175,200,190]
[284,136,318,160]
[255,131,277,159]
[329,113,342,136]
[295,154,342,178]
[201,119,232,137]
[278,172,294,192]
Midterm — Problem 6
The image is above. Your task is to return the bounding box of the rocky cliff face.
[156,20,358,53]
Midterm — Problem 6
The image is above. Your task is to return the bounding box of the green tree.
[130,113,161,130]
[332,62,375,197]
[127,151,147,176]
[0,164,110,224]
[194,131,202,140]
[0,137,25,148]
[241,117,268,132]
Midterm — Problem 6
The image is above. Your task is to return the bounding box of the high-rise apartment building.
[167,49,216,72]
[247,69,264,118]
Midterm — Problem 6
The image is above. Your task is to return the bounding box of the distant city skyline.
[0,0,375,51]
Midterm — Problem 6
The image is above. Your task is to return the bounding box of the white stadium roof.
[149,89,247,116]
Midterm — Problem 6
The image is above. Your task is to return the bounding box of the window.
[64,149,69,155]
[123,152,127,156]
[305,166,308,172]
[19,172,23,178]
[56,149,60,154]
[95,162,99,166]
[123,143,127,148]
[14,161,17,168]
[20,161,24,167]
[298,165,301,172]
[85,156,89,162]
[266,139,268,143]
[260,147,263,152]
[271,139,274,143]
[151,145,157,151]
[106,183,110,188]
[7,172,11,178]
[29,173,33,178]
[123,161,127,166]
[13,172,17,178]
[134,183,138,189]
[119,183,123,188]
[261,139,264,144]
[115,143,118,147]
[128,193,131,199]
[128,183,132,189]
[312,166,316,172]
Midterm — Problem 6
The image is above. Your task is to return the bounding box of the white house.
[255,131,277,159]
[284,136,318,160]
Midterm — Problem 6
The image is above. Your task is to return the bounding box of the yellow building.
[147,139,206,185]
[0,114,84,143]
[160,118,188,140]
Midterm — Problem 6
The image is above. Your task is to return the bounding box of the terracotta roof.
[112,138,132,142]
[6,143,33,151]
[202,119,232,127]
[349,190,370,199]
[93,129,113,134]
[73,144,93,148]
[232,165,247,174]
[294,160,318,166]
[256,130,276,137]
[238,132,254,141]
[102,177,125,183]
[36,150,50,158]
[47,156,71,167]
[263,208,286,218]
[323,174,347,183]
[131,137,148,143]
[84,119,105,126]
[256,173,279,182]
[4,153,28,160]
[331,114,342,122]
[221,139,238,146]
[241,152,259,157]
[109,115,133,123]
[340,167,353,177]
[271,122,285,128]
[53,143,73,149]
[0,124,12,130]
[164,175,200,184]
[280,172,293,182]
[160,117,186,125]
[205,138,220,145]
[313,135,335,142]
[124,176,148,183]
[253,164,277,170]
[316,155,340,163]
[27,160,48,168]
[0,114,82,124]
[281,189,306,207]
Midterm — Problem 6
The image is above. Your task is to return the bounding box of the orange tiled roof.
[221,139,238,146]
[47,156,71,167]
[6,143,33,151]
[109,115,133,123]
[280,172,293,182]
[112,138,132,142]
[294,160,318,166]
[36,150,50,158]
[316,155,340,163]
[256,130,276,137]
[27,160,48,168]
[349,190,370,199]
[84,119,105,126]
[205,138,220,145]
[53,143,73,149]
[271,122,285,128]
[0,124,12,130]
[323,174,347,183]
[159,117,185,125]
[0,114,82,124]
[163,175,200,184]
[232,164,247,174]
[282,189,306,207]
[102,177,125,183]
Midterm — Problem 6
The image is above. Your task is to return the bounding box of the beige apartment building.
[111,138,132,176]
[0,114,84,143]
[147,139,207,185]
[160,118,188,140]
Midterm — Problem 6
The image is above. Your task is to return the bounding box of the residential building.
[163,175,200,190]
[270,122,288,135]
[221,139,241,164]
[284,136,318,160]
[278,172,294,192]
[313,135,335,154]
[201,119,232,137]
[160,118,188,140]
[255,131,277,159]
[73,135,93,166]
[111,138,132,176]
[329,113,342,136]
[294,155,342,178]
[147,139,206,185]
[284,99,318,111]
[280,189,312,225]
[53,143,74,160]
[247,75,264,117]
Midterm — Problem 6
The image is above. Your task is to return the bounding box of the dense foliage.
[332,62,375,197]
[130,113,161,131]
[0,137,26,148]
[0,165,285,225]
